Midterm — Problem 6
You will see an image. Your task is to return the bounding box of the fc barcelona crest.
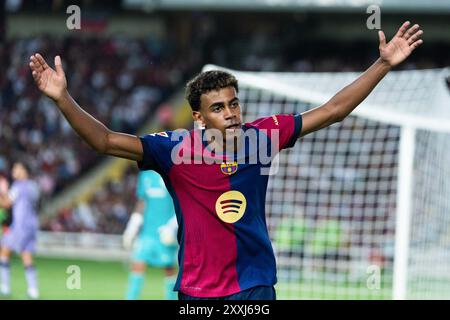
[220,161,238,175]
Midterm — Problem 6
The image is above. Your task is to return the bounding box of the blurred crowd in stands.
[40,166,139,233]
[1,11,449,234]
[0,34,188,233]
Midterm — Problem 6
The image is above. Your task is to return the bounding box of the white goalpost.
[203,64,450,299]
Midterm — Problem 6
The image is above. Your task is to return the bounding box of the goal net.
[203,64,450,299]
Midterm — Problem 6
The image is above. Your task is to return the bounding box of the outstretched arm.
[0,177,12,209]
[0,195,12,209]
[300,21,423,137]
[29,54,143,161]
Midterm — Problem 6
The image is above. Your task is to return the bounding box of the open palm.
[379,21,423,67]
[29,54,67,101]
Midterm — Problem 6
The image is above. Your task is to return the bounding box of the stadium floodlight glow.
[203,64,450,299]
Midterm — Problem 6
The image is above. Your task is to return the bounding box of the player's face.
[12,163,27,180]
[194,86,242,139]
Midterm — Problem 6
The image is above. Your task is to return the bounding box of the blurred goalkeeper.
[123,170,178,300]
[29,21,423,300]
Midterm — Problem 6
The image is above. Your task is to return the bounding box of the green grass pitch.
[2,256,396,300]
[2,256,167,300]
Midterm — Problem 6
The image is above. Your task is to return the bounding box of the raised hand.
[379,21,424,68]
[29,54,67,101]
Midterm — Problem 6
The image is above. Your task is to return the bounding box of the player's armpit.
[300,102,340,137]
[104,131,144,161]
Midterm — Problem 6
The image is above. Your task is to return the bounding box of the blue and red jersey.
[138,114,302,297]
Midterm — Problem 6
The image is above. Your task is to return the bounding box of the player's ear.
[192,111,205,129]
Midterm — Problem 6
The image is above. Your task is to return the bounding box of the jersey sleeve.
[137,130,187,173]
[248,114,302,150]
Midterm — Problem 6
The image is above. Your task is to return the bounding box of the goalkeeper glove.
[122,212,143,250]
[158,216,178,246]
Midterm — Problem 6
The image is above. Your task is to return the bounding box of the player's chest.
[169,161,265,191]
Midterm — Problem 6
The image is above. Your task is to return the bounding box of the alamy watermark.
[164,128,281,175]
[366,5,381,30]
[66,265,81,290]
[66,5,81,30]
[366,264,381,290]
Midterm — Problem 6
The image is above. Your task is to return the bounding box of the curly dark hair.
[185,70,239,111]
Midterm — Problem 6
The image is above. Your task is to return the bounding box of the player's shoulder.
[27,179,39,189]
[141,129,190,139]
[140,130,170,142]
[140,129,192,146]
[244,114,295,130]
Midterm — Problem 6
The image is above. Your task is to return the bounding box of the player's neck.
[207,136,243,155]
